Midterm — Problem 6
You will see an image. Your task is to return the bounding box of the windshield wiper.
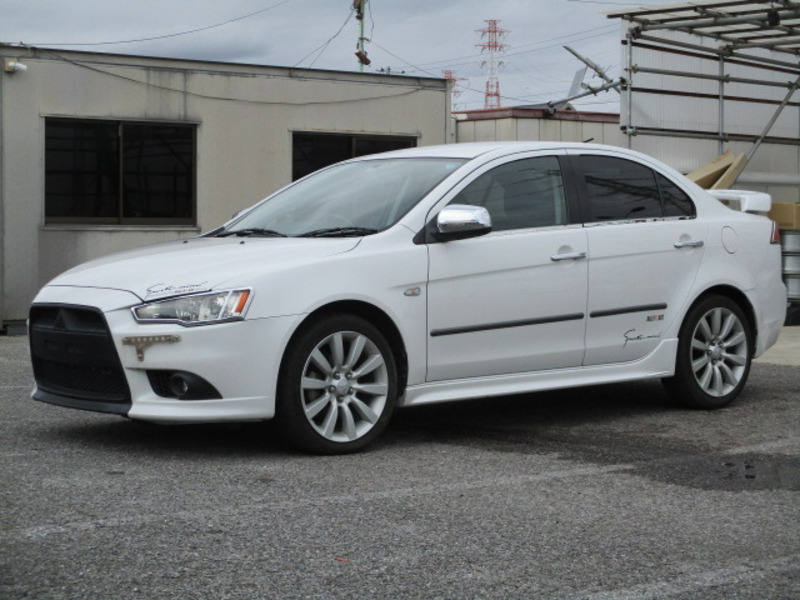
[216,228,287,238]
[299,226,378,238]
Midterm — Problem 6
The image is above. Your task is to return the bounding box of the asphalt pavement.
[1,329,798,599]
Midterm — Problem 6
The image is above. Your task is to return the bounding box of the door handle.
[674,240,704,248]
[551,251,587,262]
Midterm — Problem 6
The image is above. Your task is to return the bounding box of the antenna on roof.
[564,46,618,94]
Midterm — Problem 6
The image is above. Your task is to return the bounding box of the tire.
[662,295,752,409]
[276,314,398,454]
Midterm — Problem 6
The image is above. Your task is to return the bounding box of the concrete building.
[455,106,623,148]
[0,45,451,330]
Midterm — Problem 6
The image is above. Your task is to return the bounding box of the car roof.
[372,141,561,160]
[370,141,639,161]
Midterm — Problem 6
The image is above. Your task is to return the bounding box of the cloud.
[0,0,664,111]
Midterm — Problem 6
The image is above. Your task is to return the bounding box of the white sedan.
[29,142,786,453]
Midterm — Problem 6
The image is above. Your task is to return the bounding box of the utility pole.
[477,20,508,109]
[353,0,370,71]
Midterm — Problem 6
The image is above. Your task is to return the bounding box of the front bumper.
[30,287,301,423]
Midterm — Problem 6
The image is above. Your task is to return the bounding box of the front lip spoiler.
[33,388,131,416]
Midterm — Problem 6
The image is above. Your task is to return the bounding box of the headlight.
[133,289,252,326]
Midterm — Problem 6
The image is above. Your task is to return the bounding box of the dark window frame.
[45,117,197,226]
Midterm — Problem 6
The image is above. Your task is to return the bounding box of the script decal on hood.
[144,281,210,301]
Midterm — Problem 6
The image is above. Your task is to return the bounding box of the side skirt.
[400,339,678,407]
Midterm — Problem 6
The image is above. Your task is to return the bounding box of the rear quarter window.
[657,173,696,218]
[573,155,696,222]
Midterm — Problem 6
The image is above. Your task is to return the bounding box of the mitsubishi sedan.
[28,142,787,453]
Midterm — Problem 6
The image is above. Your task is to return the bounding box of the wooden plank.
[711,153,747,189]
[685,151,736,189]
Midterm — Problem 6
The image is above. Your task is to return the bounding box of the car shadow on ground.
[43,416,289,457]
[40,378,681,458]
[383,379,689,453]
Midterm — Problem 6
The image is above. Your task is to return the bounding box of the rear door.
[569,152,706,365]
[426,152,588,382]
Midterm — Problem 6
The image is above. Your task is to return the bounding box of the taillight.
[770,221,781,245]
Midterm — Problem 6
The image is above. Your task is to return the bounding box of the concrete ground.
[1,326,798,600]
[755,325,800,366]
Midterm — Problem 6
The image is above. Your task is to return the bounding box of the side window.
[575,156,661,222]
[657,173,696,218]
[450,156,567,231]
[45,118,196,225]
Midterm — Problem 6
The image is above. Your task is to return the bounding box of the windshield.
[220,157,466,237]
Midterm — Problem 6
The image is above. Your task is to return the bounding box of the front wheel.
[276,314,398,454]
[663,295,752,409]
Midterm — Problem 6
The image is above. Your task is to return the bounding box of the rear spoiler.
[708,190,771,214]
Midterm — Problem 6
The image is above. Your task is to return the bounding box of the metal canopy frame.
[609,0,800,57]
[607,0,800,181]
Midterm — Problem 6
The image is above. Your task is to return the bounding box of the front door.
[426,154,588,382]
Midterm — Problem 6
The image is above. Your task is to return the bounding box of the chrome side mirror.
[435,204,492,241]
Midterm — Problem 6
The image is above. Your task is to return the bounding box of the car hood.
[46,237,360,302]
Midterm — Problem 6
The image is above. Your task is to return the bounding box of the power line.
[26,0,297,47]
[364,39,616,108]
[369,41,440,78]
[369,24,621,100]
[390,27,619,78]
[294,7,355,68]
[410,24,618,71]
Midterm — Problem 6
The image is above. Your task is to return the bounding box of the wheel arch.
[280,300,409,397]
[685,285,757,346]
[663,284,757,408]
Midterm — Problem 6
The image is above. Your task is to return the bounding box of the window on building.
[292,132,417,180]
[45,118,196,225]
[450,156,567,231]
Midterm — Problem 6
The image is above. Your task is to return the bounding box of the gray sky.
[0,0,672,112]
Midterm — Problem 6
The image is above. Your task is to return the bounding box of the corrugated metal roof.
[608,1,800,56]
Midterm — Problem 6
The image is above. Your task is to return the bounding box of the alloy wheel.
[689,306,749,398]
[300,330,390,443]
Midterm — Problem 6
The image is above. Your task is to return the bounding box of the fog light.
[169,373,191,397]
[147,370,222,400]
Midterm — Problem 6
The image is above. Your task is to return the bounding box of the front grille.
[29,304,131,404]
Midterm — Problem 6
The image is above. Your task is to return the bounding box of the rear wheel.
[663,295,752,409]
[277,314,398,454]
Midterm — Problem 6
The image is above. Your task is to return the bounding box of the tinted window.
[657,173,696,218]
[45,118,195,225]
[576,156,661,222]
[122,124,194,220]
[450,156,567,231]
[45,120,120,220]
